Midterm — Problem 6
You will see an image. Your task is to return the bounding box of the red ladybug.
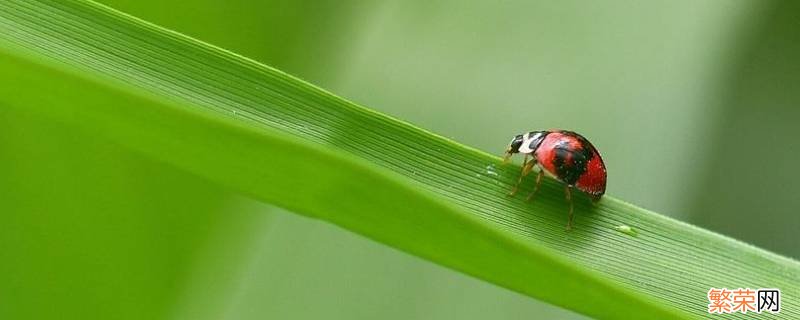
[503,130,607,230]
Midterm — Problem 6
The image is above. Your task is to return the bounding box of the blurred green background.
[2,1,798,319]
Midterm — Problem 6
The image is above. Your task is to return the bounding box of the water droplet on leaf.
[614,225,638,236]
[485,164,499,177]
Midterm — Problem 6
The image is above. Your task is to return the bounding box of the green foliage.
[0,1,797,319]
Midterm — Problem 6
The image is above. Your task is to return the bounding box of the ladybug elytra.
[503,130,607,230]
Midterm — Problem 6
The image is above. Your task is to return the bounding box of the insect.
[503,130,607,230]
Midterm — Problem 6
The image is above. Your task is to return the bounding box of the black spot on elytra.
[552,131,595,185]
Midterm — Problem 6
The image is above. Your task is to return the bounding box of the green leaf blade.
[0,1,797,319]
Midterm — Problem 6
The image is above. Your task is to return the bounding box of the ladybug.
[503,130,607,230]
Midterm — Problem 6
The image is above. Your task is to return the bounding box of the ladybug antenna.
[502,151,513,164]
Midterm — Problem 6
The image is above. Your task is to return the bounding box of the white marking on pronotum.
[518,132,543,153]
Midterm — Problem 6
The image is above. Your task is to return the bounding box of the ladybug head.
[503,131,550,163]
[503,134,525,163]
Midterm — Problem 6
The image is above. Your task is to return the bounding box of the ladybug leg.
[509,155,533,196]
[565,185,574,230]
[526,169,544,201]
